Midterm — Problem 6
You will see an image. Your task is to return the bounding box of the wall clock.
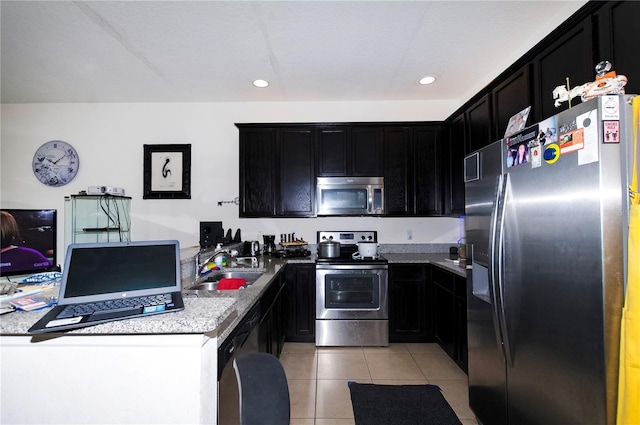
[32,140,79,187]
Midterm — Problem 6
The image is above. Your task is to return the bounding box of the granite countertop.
[383,253,468,277]
[0,246,465,340]
[0,255,289,341]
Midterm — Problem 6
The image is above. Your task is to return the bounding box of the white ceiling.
[0,0,588,104]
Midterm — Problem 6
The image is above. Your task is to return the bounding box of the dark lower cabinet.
[258,272,289,357]
[285,264,316,342]
[454,280,467,370]
[432,266,467,372]
[389,264,433,343]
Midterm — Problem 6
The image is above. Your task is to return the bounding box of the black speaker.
[200,221,223,248]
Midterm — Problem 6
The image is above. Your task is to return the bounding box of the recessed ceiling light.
[418,75,437,85]
[253,79,269,88]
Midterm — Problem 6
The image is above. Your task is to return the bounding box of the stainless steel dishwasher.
[218,301,261,425]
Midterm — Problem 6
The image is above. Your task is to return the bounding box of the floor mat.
[348,382,462,425]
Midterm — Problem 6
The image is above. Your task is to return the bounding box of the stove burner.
[351,253,380,261]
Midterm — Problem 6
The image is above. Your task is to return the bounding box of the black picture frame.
[143,144,191,199]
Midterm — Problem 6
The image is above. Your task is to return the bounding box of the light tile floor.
[280,342,479,425]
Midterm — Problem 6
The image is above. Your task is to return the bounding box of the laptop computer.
[28,240,184,334]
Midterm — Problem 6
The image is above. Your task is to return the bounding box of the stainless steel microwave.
[316,177,384,216]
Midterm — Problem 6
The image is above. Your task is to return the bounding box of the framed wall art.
[143,144,191,199]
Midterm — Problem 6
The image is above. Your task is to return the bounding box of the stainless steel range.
[315,231,389,347]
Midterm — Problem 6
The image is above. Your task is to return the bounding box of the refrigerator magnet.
[601,95,620,120]
[531,145,542,168]
[544,144,561,164]
[603,121,620,143]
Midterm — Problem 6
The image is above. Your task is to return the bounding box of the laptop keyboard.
[57,293,174,318]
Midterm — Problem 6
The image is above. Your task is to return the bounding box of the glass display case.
[65,195,131,246]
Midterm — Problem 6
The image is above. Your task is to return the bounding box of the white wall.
[1,100,462,263]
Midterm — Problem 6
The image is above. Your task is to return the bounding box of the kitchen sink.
[188,271,263,291]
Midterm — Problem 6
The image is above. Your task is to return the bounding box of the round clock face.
[32,140,79,187]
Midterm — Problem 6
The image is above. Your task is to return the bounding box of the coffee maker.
[263,235,276,255]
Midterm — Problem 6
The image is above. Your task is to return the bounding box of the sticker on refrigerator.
[507,124,538,168]
[531,145,542,168]
[544,143,561,164]
[603,121,620,143]
[536,116,558,147]
[559,128,584,154]
[601,95,620,120]
[577,109,599,165]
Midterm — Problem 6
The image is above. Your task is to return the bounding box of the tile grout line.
[313,349,318,424]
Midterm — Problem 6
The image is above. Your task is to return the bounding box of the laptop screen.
[60,241,180,303]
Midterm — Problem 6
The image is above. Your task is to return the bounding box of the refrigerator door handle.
[488,173,508,363]
[495,173,514,367]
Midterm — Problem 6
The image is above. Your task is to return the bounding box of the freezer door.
[464,140,507,425]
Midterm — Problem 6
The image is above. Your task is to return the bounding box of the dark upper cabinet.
[532,17,593,121]
[466,94,493,153]
[352,127,383,176]
[316,126,383,177]
[414,126,443,216]
[595,1,640,96]
[239,128,276,217]
[277,128,315,217]
[316,127,349,176]
[492,65,532,139]
[384,125,444,216]
[444,114,466,217]
[384,127,413,215]
[238,126,314,217]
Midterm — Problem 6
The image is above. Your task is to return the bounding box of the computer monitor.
[1,209,57,277]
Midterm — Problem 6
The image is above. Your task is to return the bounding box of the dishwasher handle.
[218,302,261,377]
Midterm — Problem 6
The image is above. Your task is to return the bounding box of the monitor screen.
[1,209,57,277]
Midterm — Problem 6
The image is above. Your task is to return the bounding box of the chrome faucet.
[195,248,230,278]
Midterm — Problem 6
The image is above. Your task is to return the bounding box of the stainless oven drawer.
[315,319,388,346]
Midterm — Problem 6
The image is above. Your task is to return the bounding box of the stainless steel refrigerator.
[464,95,636,425]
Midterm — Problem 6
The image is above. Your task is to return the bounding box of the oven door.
[316,264,388,320]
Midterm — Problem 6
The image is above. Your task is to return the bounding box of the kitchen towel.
[348,382,462,425]
[617,95,640,425]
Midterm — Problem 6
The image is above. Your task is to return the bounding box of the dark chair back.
[232,352,290,425]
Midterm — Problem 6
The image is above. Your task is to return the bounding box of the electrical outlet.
[407,230,413,241]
